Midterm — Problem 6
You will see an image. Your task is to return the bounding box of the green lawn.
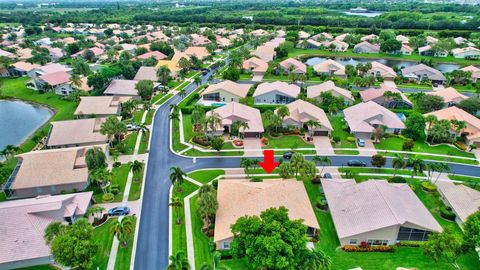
[172,119,189,152]
[13,266,57,270]
[122,132,138,155]
[190,195,214,269]
[128,166,143,201]
[338,167,424,177]
[0,77,77,153]
[150,93,165,104]
[90,219,115,270]
[329,116,359,155]
[448,174,480,184]
[188,169,224,183]
[375,137,477,164]
[92,164,130,203]
[262,134,314,149]
[172,181,200,255]
[144,109,156,125]
[114,219,137,270]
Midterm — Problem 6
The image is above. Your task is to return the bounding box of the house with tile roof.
[206,102,263,138]
[322,179,442,246]
[199,80,251,105]
[279,58,307,74]
[452,47,480,59]
[460,65,480,82]
[277,100,333,136]
[307,80,354,105]
[253,81,301,105]
[214,179,319,250]
[427,86,468,107]
[360,84,412,108]
[242,57,268,78]
[437,181,480,226]
[353,41,380,54]
[313,59,346,78]
[401,64,446,86]
[46,118,109,148]
[75,96,131,118]
[367,61,397,81]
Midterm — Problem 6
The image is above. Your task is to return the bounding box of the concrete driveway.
[313,136,334,155]
[358,138,377,156]
[243,138,263,157]
[252,74,264,82]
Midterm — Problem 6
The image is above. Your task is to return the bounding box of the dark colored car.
[347,160,367,167]
[323,172,333,179]
[283,151,294,159]
[108,206,130,216]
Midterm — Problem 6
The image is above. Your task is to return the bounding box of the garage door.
[314,131,329,136]
[244,132,258,138]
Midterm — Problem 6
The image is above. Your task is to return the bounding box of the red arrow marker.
[258,150,279,174]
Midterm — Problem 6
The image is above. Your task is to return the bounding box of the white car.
[127,124,139,131]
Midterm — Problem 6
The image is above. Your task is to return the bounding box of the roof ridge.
[373,181,403,225]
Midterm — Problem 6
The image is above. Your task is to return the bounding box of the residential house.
[343,101,406,138]
[360,34,378,42]
[307,80,354,105]
[199,80,251,104]
[437,181,480,226]
[73,47,105,60]
[136,51,167,61]
[353,41,380,54]
[133,66,159,81]
[313,59,346,78]
[37,71,73,96]
[426,36,439,44]
[10,61,40,76]
[278,100,333,136]
[367,61,397,81]
[252,45,276,62]
[400,44,414,55]
[418,45,448,57]
[311,32,333,41]
[120,43,137,54]
[322,179,442,246]
[179,46,210,60]
[424,106,480,147]
[253,81,300,105]
[360,85,413,108]
[104,79,141,98]
[250,29,269,37]
[279,58,307,74]
[242,57,268,79]
[325,40,349,52]
[427,86,468,107]
[298,31,311,40]
[396,35,409,44]
[33,37,52,46]
[401,64,447,85]
[156,59,181,78]
[190,34,211,46]
[214,179,319,249]
[460,65,480,82]
[207,102,263,138]
[0,192,93,269]
[46,47,64,62]
[46,118,109,148]
[74,96,130,118]
[17,48,33,60]
[302,39,322,49]
[0,48,14,59]
[451,47,480,59]
[335,33,349,42]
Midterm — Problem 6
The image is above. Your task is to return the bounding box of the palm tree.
[179,88,187,97]
[312,156,332,176]
[391,153,406,176]
[89,168,112,193]
[194,76,202,86]
[167,251,190,270]
[240,157,252,176]
[100,116,128,145]
[137,123,150,139]
[1,144,20,159]
[433,162,450,184]
[197,186,218,229]
[305,120,321,138]
[301,249,331,270]
[156,66,171,85]
[233,120,249,138]
[128,160,144,182]
[70,74,82,89]
[85,206,105,220]
[409,156,426,183]
[191,105,205,132]
[276,106,290,122]
[205,112,222,140]
[450,120,466,137]
[170,166,186,192]
[200,252,230,270]
[169,196,184,224]
[110,216,135,247]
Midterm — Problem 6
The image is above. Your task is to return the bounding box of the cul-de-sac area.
[1,1,480,270]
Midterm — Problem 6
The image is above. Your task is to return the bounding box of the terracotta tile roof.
[137,51,167,60]
[207,102,264,133]
[437,181,480,223]
[343,101,405,133]
[12,61,40,72]
[428,87,468,104]
[254,81,301,98]
[214,179,320,242]
[47,118,109,147]
[322,179,442,239]
[313,59,346,76]
[133,66,159,81]
[38,71,70,86]
[242,57,268,73]
[201,80,251,98]
[307,80,354,101]
[425,106,480,141]
[75,96,130,116]
[279,58,307,74]
[104,79,139,96]
[280,100,333,131]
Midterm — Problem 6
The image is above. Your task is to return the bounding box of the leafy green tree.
[167,251,190,270]
[100,116,128,144]
[44,221,65,244]
[49,218,98,269]
[300,160,318,180]
[111,216,135,247]
[150,41,174,57]
[371,154,387,168]
[0,144,19,159]
[197,184,218,229]
[222,67,240,81]
[300,249,331,270]
[380,38,402,53]
[85,147,107,171]
[423,228,464,270]
[128,160,144,182]
[463,211,480,252]
[230,207,310,270]
[416,95,445,113]
[278,162,294,178]
[409,156,426,182]
[290,152,305,177]
[135,80,154,100]
[458,98,480,115]
[156,66,171,85]
[402,112,426,141]
[211,137,224,152]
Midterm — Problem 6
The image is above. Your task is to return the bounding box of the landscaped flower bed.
[342,244,394,253]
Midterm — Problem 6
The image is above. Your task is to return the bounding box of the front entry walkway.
[243,138,263,157]
[313,136,334,155]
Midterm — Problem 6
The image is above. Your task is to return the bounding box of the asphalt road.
[133,69,480,270]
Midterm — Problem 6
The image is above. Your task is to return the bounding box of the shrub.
[346,137,356,143]
[398,240,424,247]
[113,162,121,168]
[219,249,233,259]
[342,245,394,253]
[332,136,341,143]
[250,177,263,182]
[388,176,406,183]
[311,175,322,184]
[292,129,300,135]
[315,198,327,210]
[102,193,114,202]
[440,206,456,221]
[402,139,415,151]
[192,136,210,147]
[212,179,218,189]
[421,181,437,192]
[260,137,269,145]
[454,141,468,151]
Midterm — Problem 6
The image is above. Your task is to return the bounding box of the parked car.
[283,151,294,159]
[347,160,367,167]
[323,172,333,179]
[108,206,130,216]
[357,138,365,147]
[127,123,139,131]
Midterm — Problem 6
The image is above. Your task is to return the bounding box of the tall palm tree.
[312,156,332,176]
[191,105,205,132]
[240,157,252,176]
[169,196,184,224]
[137,123,150,139]
[194,76,202,86]
[1,144,20,159]
[233,120,249,138]
[205,112,222,140]
[276,106,290,122]
[200,252,230,270]
[433,162,450,184]
[156,66,171,85]
[70,74,82,89]
[305,120,321,138]
[409,156,426,183]
[391,153,406,176]
[89,168,112,194]
[128,160,144,182]
[197,187,218,229]
[179,88,187,97]
[110,216,135,247]
[167,251,190,270]
[450,120,466,137]
[170,166,186,192]
[100,116,128,145]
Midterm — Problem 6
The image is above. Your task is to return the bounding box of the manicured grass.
[262,134,314,149]
[133,110,145,124]
[188,169,224,183]
[183,148,244,156]
[172,119,189,152]
[338,167,424,177]
[0,77,77,153]
[138,133,149,154]
[289,48,479,65]
[90,219,115,270]
[13,266,57,270]
[190,195,213,269]
[182,114,196,142]
[128,166,143,201]
[144,109,155,125]
[172,181,200,255]
[92,164,130,203]
[114,219,137,270]
[448,174,480,184]
[150,93,165,104]
[302,178,480,270]
[329,116,359,155]
[122,132,138,155]
[375,137,477,164]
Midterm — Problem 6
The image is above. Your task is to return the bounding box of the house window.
[349,239,358,245]
[222,241,231,250]
[367,239,388,246]
[36,187,43,194]
[50,185,57,193]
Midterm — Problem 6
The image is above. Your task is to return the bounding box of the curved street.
[133,70,480,270]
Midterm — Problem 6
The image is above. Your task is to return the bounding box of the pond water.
[305,57,461,73]
[0,100,53,151]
